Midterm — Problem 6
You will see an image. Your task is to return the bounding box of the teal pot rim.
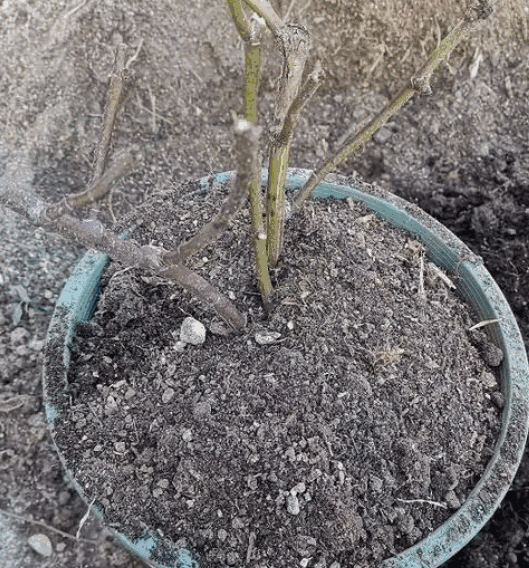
[43,169,529,568]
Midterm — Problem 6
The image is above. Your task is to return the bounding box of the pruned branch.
[240,0,284,36]
[266,23,311,266]
[163,119,256,265]
[92,43,131,184]
[272,24,311,136]
[293,0,494,210]
[47,148,142,218]
[0,167,247,332]
[266,60,324,267]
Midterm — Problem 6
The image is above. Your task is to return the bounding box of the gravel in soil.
[52,180,503,567]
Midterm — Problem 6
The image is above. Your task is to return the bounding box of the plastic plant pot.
[43,169,529,568]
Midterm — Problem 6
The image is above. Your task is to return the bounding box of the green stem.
[227,3,273,310]
[266,62,323,267]
[243,15,263,123]
[242,19,274,309]
[293,0,494,210]
[234,118,274,311]
[248,174,274,311]
[265,142,290,267]
[266,24,310,267]
[226,0,251,42]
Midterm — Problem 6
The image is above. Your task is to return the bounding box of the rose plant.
[0,0,493,330]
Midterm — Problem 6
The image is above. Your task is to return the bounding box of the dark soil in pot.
[52,176,503,568]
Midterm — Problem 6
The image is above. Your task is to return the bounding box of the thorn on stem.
[411,75,433,96]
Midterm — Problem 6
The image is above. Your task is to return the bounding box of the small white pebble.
[287,493,301,515]
[291,482,306,495]
[481,371,498,389]
[28,534,53,557]
[162,388,175,404]
[180,317,206,345]
[255,330,281,345]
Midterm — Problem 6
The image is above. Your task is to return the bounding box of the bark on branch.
[266,23,311,266]
[240,0,284,36]
[0,168,247,332]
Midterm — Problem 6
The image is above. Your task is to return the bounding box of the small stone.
[491,391,505,409]
[291,482,306,495]
[162,387,175,403]
[370,475,383,492]
[481,371,498,389]
[182,429,193,442]
[287,493,301,515]
[28,534,52,557]
[10,326,29,344]
[58,490,71,506]
[445,490,461,509]
[255,330,281,345]
[483,343,504,367]
[114,441,126,453]
[247,476,259,490]
[295,535,317,556]
[180,317,206,345]
[231,516,245,529]
[124,387,136,400]
[210,321,231,336]
[173,340,186,352]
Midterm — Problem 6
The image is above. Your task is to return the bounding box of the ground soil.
[1,1,529,568]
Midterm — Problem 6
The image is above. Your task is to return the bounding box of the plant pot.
[43,169,529,568]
